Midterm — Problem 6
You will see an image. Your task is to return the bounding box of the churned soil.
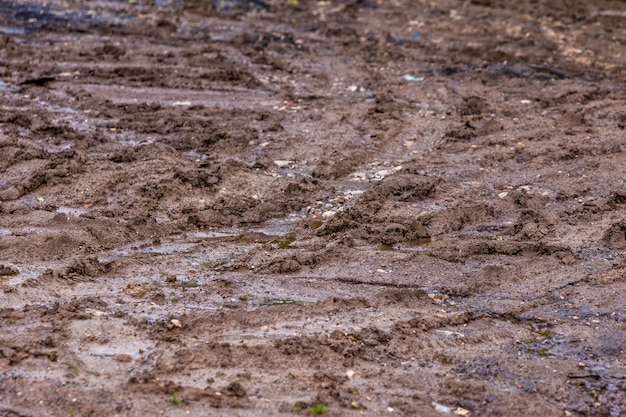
[0,0,625,416]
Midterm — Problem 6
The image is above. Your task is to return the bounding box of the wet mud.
[0,0,625,416]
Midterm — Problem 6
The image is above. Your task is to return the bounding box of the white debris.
[349,172,368,181]
[432,402,452,414]
[436,330,465,337]
[343,190,364,197]
[374,166,403,180]
[274,160,295,168]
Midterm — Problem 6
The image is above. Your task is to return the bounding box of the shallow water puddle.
[249,216,301,236]
[0,25,26,35]
[379,236,449,252]
[97,216,303,266]
[56,206,87,217]
[102,241,196,262]
[79,83,276,109]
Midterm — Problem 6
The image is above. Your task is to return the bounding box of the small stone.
[170,319,182,328]
[346,370,355,380]
[347,85,358,92]
[454,407,470,416]
[126,283,147,298]
[497,192,508,199]
[350,401,361,409]
[165,274,177,283]
[113,353,133,362]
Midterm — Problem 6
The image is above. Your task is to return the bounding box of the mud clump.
[223,381,247,398]
[375,174,437,201]
[0,263,19,275]
[35,256,110,285]
[602,219,626,249]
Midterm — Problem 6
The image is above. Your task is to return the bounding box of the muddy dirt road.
[0,0,625,415]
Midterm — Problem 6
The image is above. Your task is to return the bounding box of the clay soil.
[1,0,625,415]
